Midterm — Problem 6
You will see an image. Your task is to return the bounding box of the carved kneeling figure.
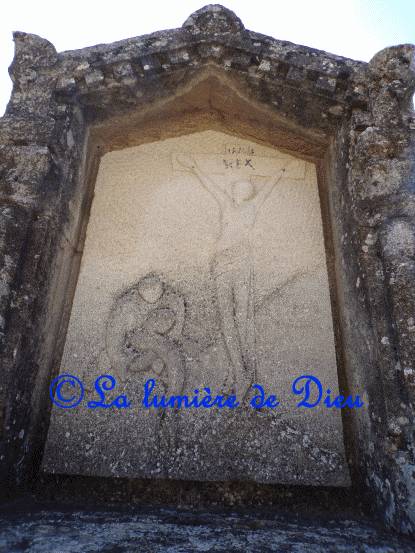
[125,307,186,398]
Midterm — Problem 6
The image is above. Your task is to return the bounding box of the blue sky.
[0,0,414,115]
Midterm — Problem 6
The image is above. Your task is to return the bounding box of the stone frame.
[0,4,414,535]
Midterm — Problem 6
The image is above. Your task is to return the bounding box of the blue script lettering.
[88,375,131,408]
[293,376,364,408]
[55,379,76,403]
[142,379,239,408]
[324,388,364,408]
[293,375,322,408]
[250,384,279,408]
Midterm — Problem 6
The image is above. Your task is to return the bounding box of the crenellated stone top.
[2,4,415,144]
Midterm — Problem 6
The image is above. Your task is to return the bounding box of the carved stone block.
[42,131,350,485]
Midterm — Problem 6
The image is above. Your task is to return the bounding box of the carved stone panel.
[42,130,350,486]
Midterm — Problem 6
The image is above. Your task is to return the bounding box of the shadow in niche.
[33,473,365,516]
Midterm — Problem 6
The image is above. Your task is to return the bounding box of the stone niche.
[1,3,415,538]
[42,131,350,485]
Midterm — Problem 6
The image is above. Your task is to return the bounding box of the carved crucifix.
[174,147,304,401]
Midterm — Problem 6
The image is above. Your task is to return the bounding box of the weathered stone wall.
[326,45,415,531]
[0,3,414,536]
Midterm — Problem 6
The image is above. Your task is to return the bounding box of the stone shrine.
[1,4,415,537]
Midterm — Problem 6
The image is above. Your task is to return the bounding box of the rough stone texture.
[0,2,414,538]
[325,44,415,535]
[1,497,415,553]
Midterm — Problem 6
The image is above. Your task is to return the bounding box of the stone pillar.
[0,33,89,496]
[335,44,415,532]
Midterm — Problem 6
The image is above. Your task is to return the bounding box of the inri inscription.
[42,130,350,486]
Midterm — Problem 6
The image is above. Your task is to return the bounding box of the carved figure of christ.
[177,154,285,401]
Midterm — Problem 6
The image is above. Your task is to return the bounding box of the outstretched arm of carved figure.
[176,154,228,205]
[252,168,285,208]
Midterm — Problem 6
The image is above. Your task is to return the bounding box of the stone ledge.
[1,497,415,552]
